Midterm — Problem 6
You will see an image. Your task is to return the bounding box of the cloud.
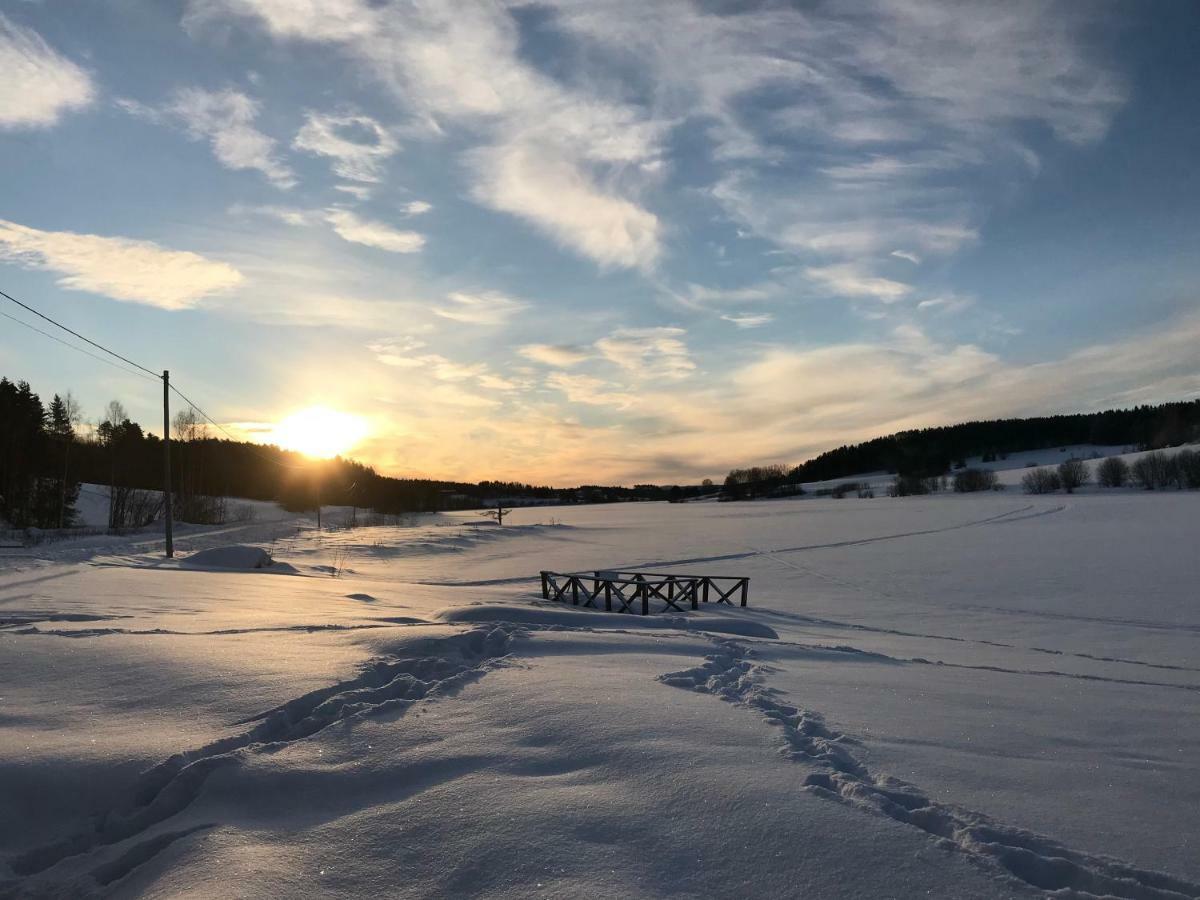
[518,344,591,367]
[804,264,912,303]
[0,218,242,309]
[191,0,666,270]
[595,326,694,380]
[546,372,633,408]
[467,138,661,270]
[121,88,295,189]
[293,111,397,182]
[432,291,527,325]
[334,183,373,201]
[685,282,776,305]
[0,14,94,129]
[403,200,432,216]
[227,204,317,226]
[367,336,426,366]
[891,250,921,265]
[721,313,773,329]
[917,294,974,314]
[324,209,424,253]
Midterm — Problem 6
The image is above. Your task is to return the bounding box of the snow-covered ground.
[2,492,1199,898]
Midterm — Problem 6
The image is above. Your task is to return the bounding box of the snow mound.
[182,545,281,571]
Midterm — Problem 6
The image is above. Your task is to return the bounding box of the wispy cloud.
[518,344,591,367]
[546,372,634,408]
[191,0,666,270]
[0,13,94,129]
[120,88,295,189]
[293,111,397,182]
[595,326,694,380]
[721,313,774,329]
[805,264,911,303]
[432,290,527,325]
[0,218,242,309]
[324,209,424,253]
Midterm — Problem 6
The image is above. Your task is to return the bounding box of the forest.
[783,400,1200,484]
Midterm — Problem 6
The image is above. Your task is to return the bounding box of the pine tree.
[47,394,81,527]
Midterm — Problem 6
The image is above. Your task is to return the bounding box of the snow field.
[2,491,1198,897]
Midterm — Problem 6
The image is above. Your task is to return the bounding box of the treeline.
[0,375,696,531]
[782,400,1200,484]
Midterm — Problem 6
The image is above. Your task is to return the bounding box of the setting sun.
[272,406,369,459]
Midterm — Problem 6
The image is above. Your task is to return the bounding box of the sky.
[1,0,1199,485]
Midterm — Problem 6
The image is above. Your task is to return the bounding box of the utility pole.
[162,370,174,558]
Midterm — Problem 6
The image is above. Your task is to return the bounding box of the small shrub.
[953,468,998,493]
[890,474,936,497]
[1022,468,1061,494]
[1057,459,1089,493]
[831,481,861,499]
[1175,449,1200,489]
[1131,451,1175,490]
[1096,456,1130,488]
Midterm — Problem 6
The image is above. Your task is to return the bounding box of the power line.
[2,283,310,472]
[0,308,160,383]
[0,287,160,379]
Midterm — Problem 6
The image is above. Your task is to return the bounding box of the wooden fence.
[539,570,749,615]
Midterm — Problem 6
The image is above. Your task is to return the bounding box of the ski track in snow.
[3,625,519,897]
[610,503,1066,571]
[659,639,1200,900]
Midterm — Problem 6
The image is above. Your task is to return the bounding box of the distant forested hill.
[785,400,1200,483]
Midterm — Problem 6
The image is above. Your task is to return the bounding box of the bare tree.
[953,468,999,493]
[1096,456,1130,488]
[1021,468,1061,494]
[1057,459,1089,493]
[479,502,513,525]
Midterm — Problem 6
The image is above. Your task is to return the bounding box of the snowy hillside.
[2,493,1199,898]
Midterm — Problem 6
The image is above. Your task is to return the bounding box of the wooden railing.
[539,570,749,615]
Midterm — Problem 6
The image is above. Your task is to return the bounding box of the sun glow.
[272,406,370,459]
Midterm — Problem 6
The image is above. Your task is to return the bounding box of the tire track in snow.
[660,640,1200,900]
[609,503,1064,572]
[747,531,1200,677]
[6,625,519,893]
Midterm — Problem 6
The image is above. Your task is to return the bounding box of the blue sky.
[2,0,1198,484]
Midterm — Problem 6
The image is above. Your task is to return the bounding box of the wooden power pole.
[162,370,174,558]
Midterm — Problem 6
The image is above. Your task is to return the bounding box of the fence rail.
[539,569,749,615]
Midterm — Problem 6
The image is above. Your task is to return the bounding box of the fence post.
[689,579,698,611]
[605,582,612,612]
[702,579,710,603]
[740,578,749,607]
[571,577,580,606]
[640,582,649,616]
[667,576,675,603]
[540,571,549,600]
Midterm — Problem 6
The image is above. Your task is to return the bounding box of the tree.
[1021,468,1061,494]
[952,468,999,493]
[479,501,513,525]
[47,393,81,527]
[1057,459,1089,493]
[1131,452,1174,490]
[1096,456,1129,488]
